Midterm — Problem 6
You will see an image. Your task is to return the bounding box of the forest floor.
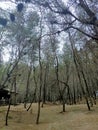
[0,101,98,130]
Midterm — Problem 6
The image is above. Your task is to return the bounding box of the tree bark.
[24,65,32,108]
[68,32,91,110]
[5,99,11,126]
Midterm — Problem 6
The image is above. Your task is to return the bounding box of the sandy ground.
[0,102,98,130]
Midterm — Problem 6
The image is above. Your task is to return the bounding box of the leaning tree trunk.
[74,47,93,108]
[5,81,14,126]
[26,66,38,111]
[68,32,91,111]
[5,98,11,126]
[5,79,15,125]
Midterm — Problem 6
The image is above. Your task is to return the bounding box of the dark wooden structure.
[0,88,10,105]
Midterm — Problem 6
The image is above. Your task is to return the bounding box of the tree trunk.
[68,32,91,110]
[42,63,48,107]
[36,10,43,124]
[5,99,11,126]
[24,65,32,108]
[62,97,65,112]
[26,66,37,111]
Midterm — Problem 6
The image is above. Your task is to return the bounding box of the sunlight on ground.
[0,102,98,130]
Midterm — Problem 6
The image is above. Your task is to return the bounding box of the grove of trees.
[0,0,98,125]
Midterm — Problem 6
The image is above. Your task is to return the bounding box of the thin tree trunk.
[1,44,26,88]
[5,99,11,126]
[36,8,43,124]
[36,43,42,124]
[13,76,17,106]
[5,79,17,126]
[73,72,76,104]
[26,66,37,111]
[24,65,32,108]
[68,32,91,110]
[62,97,65,112]
[42,63,48,107]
